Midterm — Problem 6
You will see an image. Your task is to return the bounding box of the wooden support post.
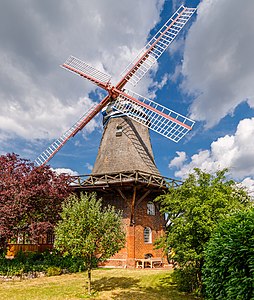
[135,190,151,208]
[116,188,128,201]
[130,186,137,225]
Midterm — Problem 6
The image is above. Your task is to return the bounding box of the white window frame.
[144,226,152,243]
[147,202,155,215]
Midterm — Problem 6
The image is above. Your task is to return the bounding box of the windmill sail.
[118,5,196,88]
[34,96,112,166]
[34,5,196,166]
[62,56,112,90]
[113,89,195,143]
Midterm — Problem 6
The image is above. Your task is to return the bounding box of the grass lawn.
[0,268,198,300]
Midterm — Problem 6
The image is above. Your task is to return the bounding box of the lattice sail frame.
[113,90,195,142]
[120,5,196,87]
[62,56,111,89]
[34,104,98,166]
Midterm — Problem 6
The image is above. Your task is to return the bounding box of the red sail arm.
[34,95,111,166]
[116,5,196,89]
[62,56,112,90]
[112,89,195,143]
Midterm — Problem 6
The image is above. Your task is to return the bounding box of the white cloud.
[85,163,93,172]
[169,151,186,168]
[153,73,170,90]
[170,117,254,180]
[168,65,182,83]
[172,0,184,12]
[53,168,79,176]
[240,177,254,196]
[167,36,185,57]
[0,0,164,145]
[182,0,254,127]
[0,92,97,140]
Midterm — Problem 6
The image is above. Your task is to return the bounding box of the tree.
[0,153,71,248]
[203,208,254,300]
[156,168,251,294]
[54,192,126,295]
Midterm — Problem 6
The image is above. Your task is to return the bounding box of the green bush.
[0,250,86,277]
[46,266,62,276]
[171,264,200,294]
[203,208,254,300]
[0,252,25,277]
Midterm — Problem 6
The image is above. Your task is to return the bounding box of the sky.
[1,0,254,194]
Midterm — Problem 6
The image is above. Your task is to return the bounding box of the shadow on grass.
[92,274,197,300]
[111,285,197,300]
[92,276,140,292]
[111,289,196,300]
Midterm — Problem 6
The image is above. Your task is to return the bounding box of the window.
[16,233,31,244]
[144,227,152,243]
[17,233,24,244]
[144,253,153,259]
[147,202,155,215]
[116,125,123,137]
[47,233,54,244]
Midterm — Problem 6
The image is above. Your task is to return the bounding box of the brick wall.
[97,186,166,267]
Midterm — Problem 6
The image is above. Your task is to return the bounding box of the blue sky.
[1,0,254,193]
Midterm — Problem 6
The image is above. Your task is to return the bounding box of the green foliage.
[46,266,62,277]
[55,192,126,264]
[171,264,200,294]
[203,208,254,300]
[0,250,85,277]
[54,192,126,294]
[156,168,251,294]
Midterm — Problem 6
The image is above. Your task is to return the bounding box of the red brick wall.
[134,198,165,259]
[97,188,165,267]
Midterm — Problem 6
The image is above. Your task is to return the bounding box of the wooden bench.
[135,258,163,268]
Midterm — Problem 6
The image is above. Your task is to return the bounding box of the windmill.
[34,5,196,168]
[34,5,196,267]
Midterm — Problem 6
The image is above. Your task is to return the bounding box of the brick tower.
[71,112,179,268]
